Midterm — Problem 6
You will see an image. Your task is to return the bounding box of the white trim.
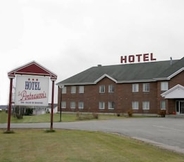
[154,77,169,81]
[117,79,156,83]
[168,67,184,80]
[94,74,117,84]
[58,79,156,86]
[161,84,184,98]
[57,82,95,86]
[58,84,65,89]
[155,67,184,81]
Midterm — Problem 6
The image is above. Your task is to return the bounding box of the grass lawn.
[0,129,184,162]
[0,111,122,123]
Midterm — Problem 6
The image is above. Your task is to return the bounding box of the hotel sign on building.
[15,75,49,106]
[120,53,156,63]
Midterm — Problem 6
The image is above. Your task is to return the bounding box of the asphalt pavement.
[1,117,184,154]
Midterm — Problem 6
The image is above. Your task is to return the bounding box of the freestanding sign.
[7,61,57,132]
[15,75,49,106]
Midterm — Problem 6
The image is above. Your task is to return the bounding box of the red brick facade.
[58,71,184,115]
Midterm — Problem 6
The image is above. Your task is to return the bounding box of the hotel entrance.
[176,100,184,114]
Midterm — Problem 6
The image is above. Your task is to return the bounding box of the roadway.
[0,117,184,154]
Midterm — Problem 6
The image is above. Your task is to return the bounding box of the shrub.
[92,113,99,119]
[76,112,99,120]
[117,113,121,117]
[127,109,133,117]
[15,114,23,119]
[24,108,33,116]
[159,110,166,117]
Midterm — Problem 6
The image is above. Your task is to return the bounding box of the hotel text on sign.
[120,53,156,63]
[15,75,49,106]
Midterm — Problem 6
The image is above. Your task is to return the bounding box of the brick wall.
[58,71,184,114]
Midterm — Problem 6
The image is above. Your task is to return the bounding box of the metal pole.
[7,77,13,132]
[60,87,62,122]
[50,79,55,130]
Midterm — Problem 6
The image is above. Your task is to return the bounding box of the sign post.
[50,77,56,130]
[6,74,15,132]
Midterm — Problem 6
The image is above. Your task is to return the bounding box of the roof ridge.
[94,59,178,68]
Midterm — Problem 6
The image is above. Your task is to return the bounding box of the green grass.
[0,129,183,162]
[0,111,122,123]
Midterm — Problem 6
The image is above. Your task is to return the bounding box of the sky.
[0,0,184,105]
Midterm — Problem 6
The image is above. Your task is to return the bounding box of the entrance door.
[181,101,184,114]
[176,101,184,114]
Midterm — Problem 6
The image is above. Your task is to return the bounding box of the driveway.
[0,117,184,154]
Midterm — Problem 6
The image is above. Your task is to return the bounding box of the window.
[99,85,105,93]
[108,102,115,109]
[132,101,139,110]
[70,102,76,109]
[108,85,114,93]
[161,82,168,91]
[62,87,67,94]
[71,86,76,94]
[61,101,66,109]
[132,84,139,92]
[160,101,166,110]
[142,101,150,110]
[79,86,84,93]
[78,102,84,109]
[99,102,105,109]
[143,83,150,92]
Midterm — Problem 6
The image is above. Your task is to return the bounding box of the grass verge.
[0,111,123,123]
[0,129,183,162]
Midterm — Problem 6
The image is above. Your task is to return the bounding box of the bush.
[24,108,33,116]
[158,110,166,117]
[76,112,99,120]
[117,113,121,117]
[15,114,23,119]
[127,109,133,117]
[92,113,99,119]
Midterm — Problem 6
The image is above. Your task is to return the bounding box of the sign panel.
[15,75,49,106]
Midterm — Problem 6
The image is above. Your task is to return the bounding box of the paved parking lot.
[1,117,184,154]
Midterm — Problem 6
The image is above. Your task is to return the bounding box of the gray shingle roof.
[57,57,184,85]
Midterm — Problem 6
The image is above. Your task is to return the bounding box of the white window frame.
[99,102,105,109]
[108,85,114,93]
[62,87,67,94]
[78,102,84,109]
[70,101,76,109]
[71,86,76,94]
[161,82,168,91]
[160,101,166,110]
[79,86,84,93]
[99,85,105,93]
[132,101,139,110]
[142,101,150,110]
[61,101,66,109]
[108,101,115,109]
[143,83,150,92]
[132,84,139,92]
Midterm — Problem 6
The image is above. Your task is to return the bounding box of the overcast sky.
[1,0,184,104]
